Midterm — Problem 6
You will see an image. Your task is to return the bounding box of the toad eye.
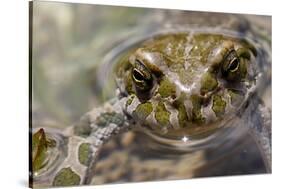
[221,50,242,81]
[132,59,153,91]
[228,57,239,72]
[132,68,146,83]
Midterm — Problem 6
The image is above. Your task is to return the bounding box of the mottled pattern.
[31,14,271,187]
[117,32,258,138]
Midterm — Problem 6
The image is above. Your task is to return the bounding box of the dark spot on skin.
[155,102,171,126]
[157,77,177,98]
[78,143,92,166]
[53,167,81,186]
[133,102,153,121]
[212,95,226,117]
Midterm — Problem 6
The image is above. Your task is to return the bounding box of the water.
[31,1,271,186]
[31,128,67,187]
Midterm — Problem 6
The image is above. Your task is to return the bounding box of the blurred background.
[32,2,159,127]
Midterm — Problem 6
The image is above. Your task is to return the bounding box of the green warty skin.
[115,32,258,138]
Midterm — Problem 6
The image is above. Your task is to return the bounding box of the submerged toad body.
[31,32,271,186]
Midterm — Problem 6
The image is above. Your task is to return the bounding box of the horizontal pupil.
[133,69,145,81]
[228,58,239,71]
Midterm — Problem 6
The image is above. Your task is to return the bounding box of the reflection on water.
[93,130,265,184]
[32,1,271,186]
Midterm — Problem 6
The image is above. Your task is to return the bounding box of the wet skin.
[115,32,257,139]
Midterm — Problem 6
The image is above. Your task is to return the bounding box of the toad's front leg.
[31,98,133,187]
